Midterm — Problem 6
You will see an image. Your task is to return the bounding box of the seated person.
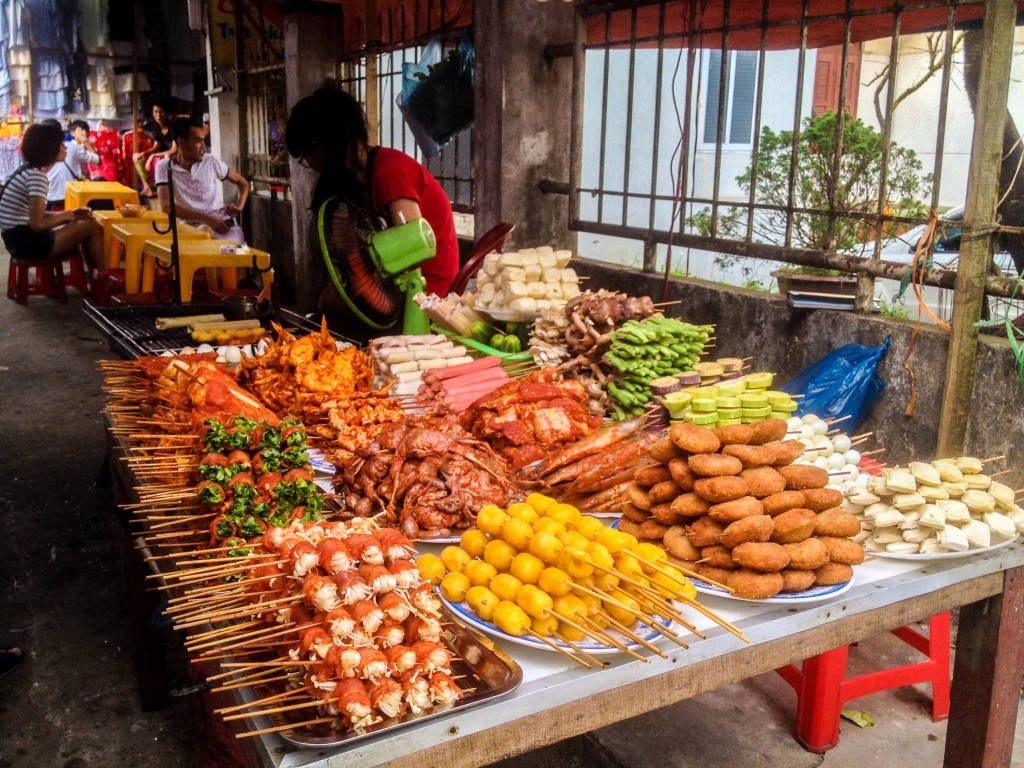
[46,119,99,211]
[135,101,175,197]
[154,115,249,243]
[0,121,103,268]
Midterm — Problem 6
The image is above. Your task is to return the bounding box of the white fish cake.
[553,249,573,267]
[903,526,935,544]
[962,519,992,549]
[562,283,581,300]
[884,468,917,494]
[508,297,538,314]
[886,541,921,554]
[965,473,992,491]
[956,456,983,474]
[933,459,964,483]
[919,539,945,554]
[498,252,523,268]
[938,500,972,524]
[984,511,1016,541]
[989,481,1015,510]
[538,252,557,269]
[503,266,527,283]
[873,507,906,528]
[1008,508,1024,534]
[523,263,543,282]
[937,524,969,551]
[918,484,950,502]
[962,489,996,515]
[561,268,579,284]
[909,461,941,486]
[892,492,926,511]
[848,490,880,506]
[941,481,967,498]
[918,504,946,530]
[506,281,529,299]
[872,526,903,545]
[867,475,890,497]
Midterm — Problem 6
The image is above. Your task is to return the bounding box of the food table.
[65,180,140,210]
[110,220,212,294]
[140,240,273,301]
[93,209,168,268]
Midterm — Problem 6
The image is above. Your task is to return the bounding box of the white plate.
[693,576,854,604]
[473,306,543,323]
[415,534,462,544]
[869,535,1018,561]
[440,594,671,654]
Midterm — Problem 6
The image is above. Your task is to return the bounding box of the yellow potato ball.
[507,502,540,525]
[440,545,471,573]
[484,538,518,572]
[501,516,534,551]
[466,585,500,621]
[526,493,557,513]
[509,552,545,585]
[459,529,489,559]
[415,553,446,585]
[476,505,508,537]
[440,571,471,602]
[464,559,498,588]
[490,572,524,602]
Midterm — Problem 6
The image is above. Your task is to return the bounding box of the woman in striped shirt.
[0,122,103,268]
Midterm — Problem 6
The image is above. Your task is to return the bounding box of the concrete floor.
[0,249,1022,768]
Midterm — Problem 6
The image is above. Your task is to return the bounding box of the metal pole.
[936,0,1016,457]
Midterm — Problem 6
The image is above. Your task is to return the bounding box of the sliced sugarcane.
[189,318,263,332]
[155,313,226,330]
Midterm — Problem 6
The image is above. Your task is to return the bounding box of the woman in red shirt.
[285,87,458,296]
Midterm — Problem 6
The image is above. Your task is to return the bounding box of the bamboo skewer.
[210,672,292,693]
[554,634,605,668]
[605,616,669,658]
[186,619,264,645]
[527,632,594,668]
[235,716,336,739]
[217,687,311,717]
[860,448,887,458]
[980,455,1006,464]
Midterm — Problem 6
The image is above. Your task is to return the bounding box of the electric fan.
[315,196,435,334]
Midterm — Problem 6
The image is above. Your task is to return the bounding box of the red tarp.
[327,0,473,55]
[583,0,1017,50]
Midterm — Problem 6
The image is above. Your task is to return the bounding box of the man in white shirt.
[46,119,99,210]
[154,115,249,243]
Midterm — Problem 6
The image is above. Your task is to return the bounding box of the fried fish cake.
[617,517,645,538]
[663,524,701,561]
[770,507,818,544]
[693,475,749,503]
[685,515,726,547]
[622,503,650,523]
[671,492,712,518]
[731,541,790,572]
[650,436,684,463]
[694,563,736,588]
[670,422,721,454]
[815,508,862,538]
[668,458,696,491]
[748,419,789,445]
[761,490,808,516]
[707,495,763,524]
[688,453,744,477]
[720,514,774,548]
[722,444,776,468]
[713,424,755,445]
[818,536,865,565]
[780,569,817,593]
[778,464,830,490]
[764,440,806,466]
[626,482,653,511]
[649,480,682,504]
[801,488,844,511]
[727,568,784,599]
[815,562,854,586]
[700,544,739,569]
[650,502,685,526]
[634,464,672,487]
[739,466,788,498]
[782,537,830,570]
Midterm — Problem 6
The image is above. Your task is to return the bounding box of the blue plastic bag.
[780,338,890,430]
[398,33,475,157]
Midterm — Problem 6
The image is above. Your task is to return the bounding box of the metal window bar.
[572,0,978,285]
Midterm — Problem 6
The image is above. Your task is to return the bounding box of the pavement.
[0,248,1022,768]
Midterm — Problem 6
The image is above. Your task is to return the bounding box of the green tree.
[706,111,931,254]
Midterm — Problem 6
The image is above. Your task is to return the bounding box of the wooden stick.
[604,616,669,658]
[209,672,292,693]
[218,688,311,718]
[174,597,297,628]
[193,622,310,654]
[553,633,606,669]
[824,415,852,426]
[527,631,594,668]
[988,468,1013,479]
[235,716,336,739]
[860,448,887,457]
[185,619,264,645]
[851,431,873,441]
[675,594,749,643]
[980,455,1006,464]
[578,615,648,662]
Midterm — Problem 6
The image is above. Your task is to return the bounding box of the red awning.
[327,0,473,55]
[583,0,1016,50]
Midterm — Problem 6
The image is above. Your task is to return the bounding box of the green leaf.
[841,709,875,728]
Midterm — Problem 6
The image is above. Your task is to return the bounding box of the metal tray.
[258,603,522,749]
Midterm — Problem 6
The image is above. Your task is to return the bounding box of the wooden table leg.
[943,566,1024,767]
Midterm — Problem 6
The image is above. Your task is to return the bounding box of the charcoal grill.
[83,300,357,359]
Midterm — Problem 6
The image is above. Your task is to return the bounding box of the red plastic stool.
[91,268,126,305]
[63,250,90,294]
[775,611,951,752]
[7,258,67,304]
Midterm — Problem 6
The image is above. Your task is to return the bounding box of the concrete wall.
[575,259,1024,487]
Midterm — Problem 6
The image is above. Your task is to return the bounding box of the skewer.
[194,622,312,655]
[823,415,852,426]
[604,616,669,658]
[217,687,311,716]
[651,300,682,308]
[860,448,886,458]
[675,594,748,643]
[185,619,264,645]
[196,647,276,662]
[174,596,298,628]
[850,431,873,441]
[988,469,1013,479]
[145,544,240,561]
[554,633,606,668]
[578,615,648,662]
[527,631,594,668]
[235,716,336,739]
[980,455,1006,464]
[210,672,292,693]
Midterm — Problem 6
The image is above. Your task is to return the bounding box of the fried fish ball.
[720,514,774,548]
[815,561,854,586]
[693,475,749,503]
[650,502,685,526]
[700,544,739,569]
[761,490,807,516]
[639,518,670,541]
[727,568,784,599]
[626,482,653,511]
[634,464,672,487]
[778,464,830,490]
[663,524,701,561]
[670,492,711,518]
[780,569,817,593]
[686,515,726,547]
[670,422,721,454]
[731,541,790,572]
[782,537,830,570]
[713,424,755,445]
[739,466,788,498]
[770,507,818,544]
[622,503,650,523]
[818,536,865,565]
[801,488,844,512]
[748,418,789,445]
[668,458,696,491]
[763,440,806,466]
[649,480,682,504]
[815,508,862,538]
[694,563,736,587]
[650,436,684,463]
[688,453,743,477]
[722,444,775,468]
[707,495,764,524]
[617,517,646,538]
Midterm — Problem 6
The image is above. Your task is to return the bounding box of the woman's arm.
[27,196,89,231]
[386,198,422,226]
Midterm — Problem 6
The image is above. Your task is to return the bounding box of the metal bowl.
[222,295,258,320]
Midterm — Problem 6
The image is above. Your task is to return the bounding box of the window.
[702,50,758,146]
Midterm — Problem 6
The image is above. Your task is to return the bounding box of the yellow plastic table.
[111,220,210,294]
[141,240,273,302]
[93,210,168,269]
[64,181,140,210]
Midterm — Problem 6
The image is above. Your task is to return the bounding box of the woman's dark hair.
[286,87,369,206]
[21,122,66,168]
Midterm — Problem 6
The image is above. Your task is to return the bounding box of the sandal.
[0,647,24,680]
